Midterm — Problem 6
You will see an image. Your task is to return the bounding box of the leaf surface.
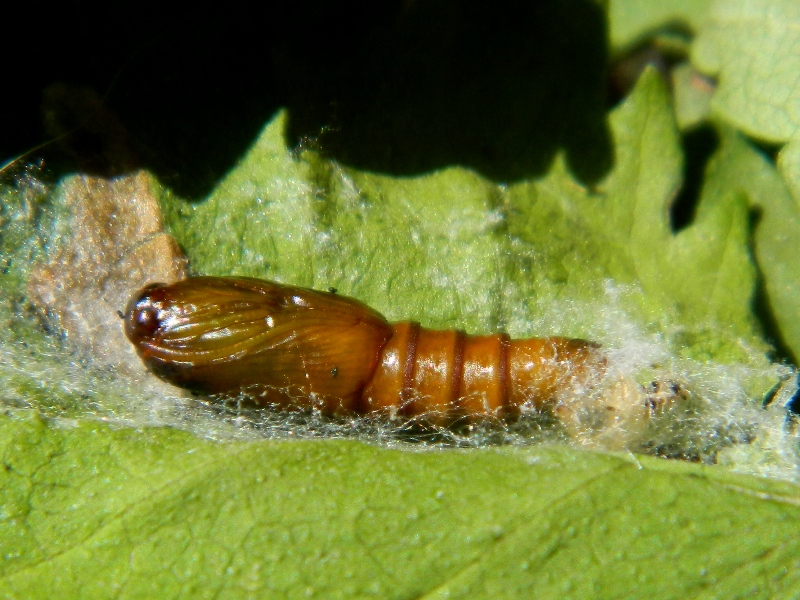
[2,410,800,599]
[609,0,712,50]
[693,0,800,142]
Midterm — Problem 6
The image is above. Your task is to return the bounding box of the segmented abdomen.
[364,323,601,420]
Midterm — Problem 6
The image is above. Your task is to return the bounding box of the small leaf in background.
[699,128,800,363]
[693,0,800,143]
[609,0,712,51]
[671,63,715,130]
[610,0,800,364]
[779,140,800,197]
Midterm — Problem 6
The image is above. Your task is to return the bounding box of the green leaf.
[701,128,800,362]
[2,409,800,599]
[609,0,712,50]
[779,140,800,196]
[166,69,766,363]
[607,0,800,363]
[693,0,800,143]
[672,62,715,130]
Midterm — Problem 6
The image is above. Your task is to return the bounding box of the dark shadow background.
[2,0,612,198]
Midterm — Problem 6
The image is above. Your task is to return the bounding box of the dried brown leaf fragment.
[29,171,186,371]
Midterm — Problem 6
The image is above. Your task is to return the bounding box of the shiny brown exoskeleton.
[124,277,605,422]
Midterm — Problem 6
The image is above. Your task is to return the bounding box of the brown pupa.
[124,276,617,426]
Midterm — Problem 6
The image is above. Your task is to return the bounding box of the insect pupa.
[124,276,672,437]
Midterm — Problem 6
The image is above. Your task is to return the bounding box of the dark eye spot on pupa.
[124,283,170,341]
[328,287,337,294]
[131,303,161,338]
[331,366,338,378]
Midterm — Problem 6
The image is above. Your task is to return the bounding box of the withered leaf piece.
[29,171,186,369]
